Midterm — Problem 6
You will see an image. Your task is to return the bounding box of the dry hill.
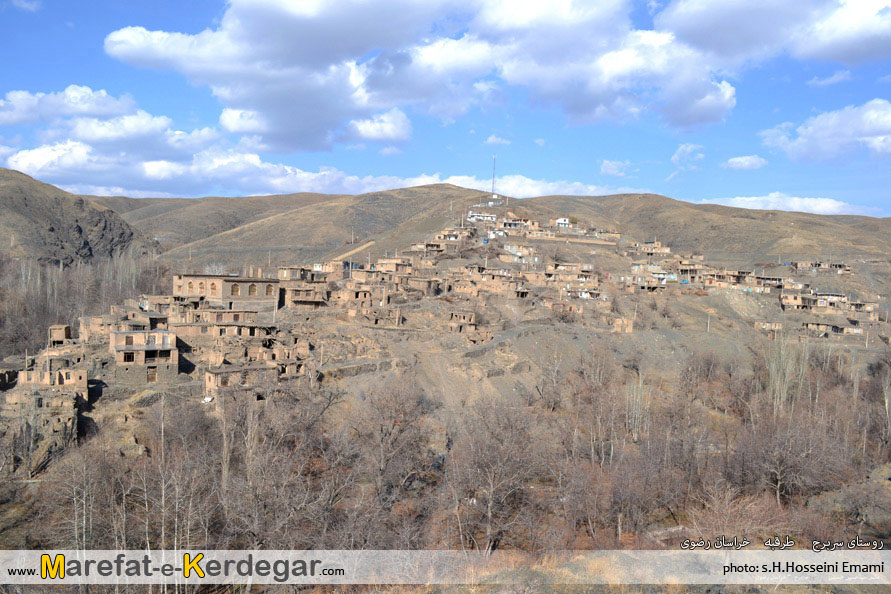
[524,193,891,262]
[0,168,157,265]
[160,184,488,267]
[5,167,890,268]
[91,192,341,249]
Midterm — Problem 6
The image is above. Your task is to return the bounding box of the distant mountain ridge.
[2,167,889,268]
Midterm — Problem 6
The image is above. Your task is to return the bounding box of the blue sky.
[1,0,890,215]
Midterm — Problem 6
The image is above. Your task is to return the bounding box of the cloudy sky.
[1,0,890,214]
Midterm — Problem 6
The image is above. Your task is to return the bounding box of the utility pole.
[491,154,496,200]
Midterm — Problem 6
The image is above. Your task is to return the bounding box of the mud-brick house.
[108,329,179,384]
[204,362,288,400]
[173,273,279,310]
[19,360,88,393]
[632,240,671,256]
[448,311,477,333]
[281,283,330,309]
[377,257,413,275]
[611,317,634,333]
[333,286,374,308]
[832,324,863,336]
[278,266,329,283]
[186,309,259,324]
[47,325,73,347]
[78,313,123,343]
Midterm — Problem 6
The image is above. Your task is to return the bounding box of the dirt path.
[333,240,375,261]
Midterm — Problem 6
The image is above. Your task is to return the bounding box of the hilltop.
[524,193,891,263]
[3,168,890,269]
[158,184,489,267]
[91,191,342,249]
[0,169,157,265]
[86,182,891,269]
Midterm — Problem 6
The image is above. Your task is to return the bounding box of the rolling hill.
[3,167,889,269]
[0,169,157,265]
[90,192,342,249]
[159,184,489,267]
[522,193,891,262]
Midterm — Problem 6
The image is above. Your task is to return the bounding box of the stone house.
[108,329,179,384]
[173,273,279,310]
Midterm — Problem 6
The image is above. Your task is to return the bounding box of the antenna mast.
[491,154,503,206]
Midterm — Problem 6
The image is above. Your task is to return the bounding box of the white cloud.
[7,140,109,174]
[761,98,891,159]
[11,0,40,11]
[101,0,748,151]
[671,143,705,168]
[657,0,891,66]
[219,108,268,134]
[667,142,705,180]
[807,69,851,87]
[721,154,767,170]
[656,0,827,63]
[69,110,172,143]
[601,159,631,176]
[428,174,637,199]
[5,136,640,199]
[791,0,891,64]
[141,160,188,180]
[379,146,402,155]
[485,134,510,145]
[534,138,545,147]
[348,108,412,142]
[699,191,862,214]
[0,85,136,126]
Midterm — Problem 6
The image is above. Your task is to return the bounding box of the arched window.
[198,281,205,294]
[231,284,240,296]
[210,282,217,296]
[249,284,258,296]
[266,284,274,296]
[187,281,194,293]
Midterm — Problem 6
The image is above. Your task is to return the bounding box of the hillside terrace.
[2,210,887,433]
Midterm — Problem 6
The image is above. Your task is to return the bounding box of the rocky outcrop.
[0,168,158,265]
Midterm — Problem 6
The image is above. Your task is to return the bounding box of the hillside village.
[1,202,887,475]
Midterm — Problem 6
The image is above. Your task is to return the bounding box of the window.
[123,352,135,363]
[65,372,71,380]
[233,314,240,322]
[266,284,274,296]
[159,350,170,359]
[199,281,205,294]
[201,326,208,334]
[249,284,258,296]
[210,282,217,296]
[188,281,194,293]
[220,376,229,387]
[147,334,156,345]
[231,284,240,296]
[125,335,134,346]
[147,367,157,383]
[216,313,223,322]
